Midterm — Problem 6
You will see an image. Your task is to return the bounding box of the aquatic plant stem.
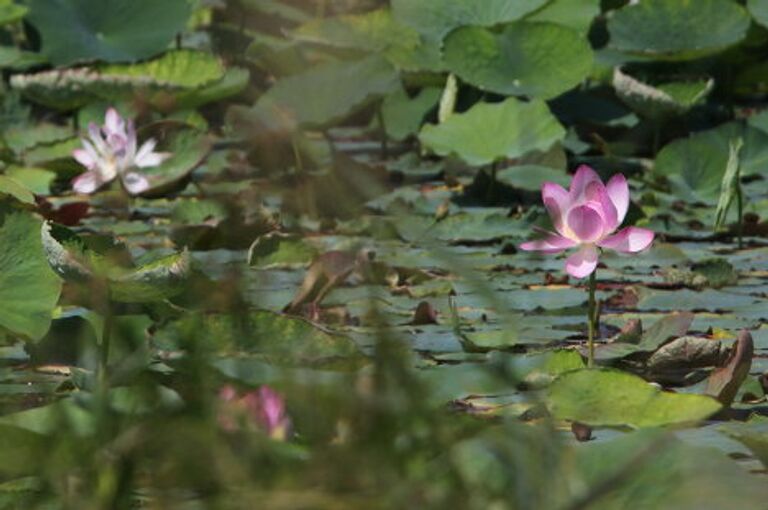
[377,109,389,160]
[587,270,597,368]
[737,182,744,250]
[291,134,304,173]
[98,288,113,394]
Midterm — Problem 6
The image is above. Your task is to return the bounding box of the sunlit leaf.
[548,368,722,427]
[443,23,593,99]
[419,98,565,165]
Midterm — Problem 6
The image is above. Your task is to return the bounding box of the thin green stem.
[587,270,597,368]
[736,182,744,250]
[98,288,113,394]
[377,109,389,160]
[291,135,304,173]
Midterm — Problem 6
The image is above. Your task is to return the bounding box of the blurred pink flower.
[72,108,170,195]
[520,165,654,278]
[218,384,291,440]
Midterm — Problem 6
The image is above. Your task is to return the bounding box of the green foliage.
[11,50,225,110]
[391,0,548,41]
[249,55,399,129]
[419,98,565,165]
[607,0,751,60]
[26,0,191,66]
[443,22,593,99]
[613,68,713,118]
[380,86,441,141]
[0,0,26,25]
[714,138,743,231]
[155,310,364,367]
[0,0,765,507]
[0,212,62,340]
[137,126,211,196]
[41,222,190,303]
[548,368,722,427]
[653,122,768,202]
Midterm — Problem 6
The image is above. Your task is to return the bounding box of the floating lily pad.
[248,233,319,269]
[748,0,768,29]
[246,54,399,130]
[0,212,62,340]
[0,176,34,204]
[11,50,225,110]
[575,430,768,508]
[607,0,751,61]
[137,126,211,197]
[443,22,593,99]
[721,417,768,468]
[291,8,421,62]
[41,222,190,303]
[153,311,365,367]
[613,68,713,118]
[381,86,441,141]
[548,368,722,428]
[419,98,565,166]
[526,0,600,34]
[391,0,548,41]
[654,122,768,202]
[26,0,191,66]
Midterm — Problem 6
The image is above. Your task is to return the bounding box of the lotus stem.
[98,288,113,394]
[377,109,389,160]
[587,270,597,368]
[737,181,744,250]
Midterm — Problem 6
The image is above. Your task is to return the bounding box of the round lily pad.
[607,0,751,61]
[443,22,593,99]
[26,0,191,66]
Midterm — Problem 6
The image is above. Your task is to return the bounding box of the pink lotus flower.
[72,108,170,195]
[520,165,654,278]
[218,384,292,440]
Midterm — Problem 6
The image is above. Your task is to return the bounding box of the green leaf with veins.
[443,23,593,99]
[548,368,721,428]
[419,98,565,166]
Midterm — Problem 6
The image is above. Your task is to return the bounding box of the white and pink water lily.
[520,165,654,278]
[72,108,170,195]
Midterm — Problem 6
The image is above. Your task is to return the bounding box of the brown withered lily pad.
[705,330,754,407]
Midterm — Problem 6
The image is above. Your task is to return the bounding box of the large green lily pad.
[391,0,548,41]
[548,368,722,428]
[443,23,593,99]
[41,222,190,304]
[153,311,365,367]
[248,54,399,130]
[419,98,565,165]
[0,212,62,340]
[26,0,191,66]
[653,122,768,202]
[607,0,751,61]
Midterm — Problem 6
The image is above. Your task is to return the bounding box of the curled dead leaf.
[705,330,754,407]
